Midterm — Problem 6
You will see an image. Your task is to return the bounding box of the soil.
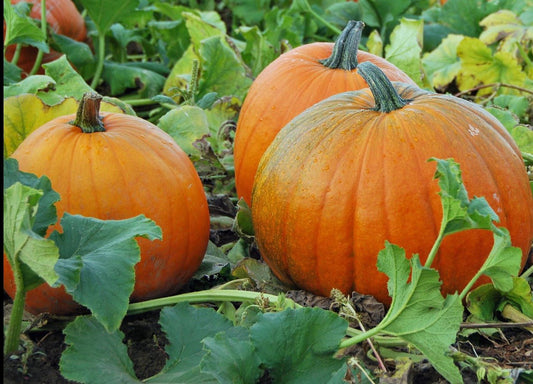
[3,289,533,384]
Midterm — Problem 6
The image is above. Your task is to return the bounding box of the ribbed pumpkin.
[233,20,416,206]
[5,0,87,75]
[4,93,210,315]
[252,62,533,305]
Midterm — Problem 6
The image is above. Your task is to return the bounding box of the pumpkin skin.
[233,21,416,206]
[5,0,87,75]
[251,62,533,305]
[4,94,210,315]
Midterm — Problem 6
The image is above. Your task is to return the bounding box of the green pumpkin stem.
[357,61,410,113]
[319,20,364,70]
[71,92,105,133]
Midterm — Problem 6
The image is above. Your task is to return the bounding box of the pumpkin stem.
[357,61,410,113]
[71,92,105,133]
[319,20,364,70]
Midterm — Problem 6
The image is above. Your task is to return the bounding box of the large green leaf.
[4,158,60,236]
[4,182,60,291]
[101,61,166,98]
[3,0,48,51]
[201,327,263,384]
[78,0,139,35]
[376,243,464,384]
[146,303,231,383]
[197,36,252,101]
[51,214,162,332]
[60,316,139,384]
[250,307,347,384]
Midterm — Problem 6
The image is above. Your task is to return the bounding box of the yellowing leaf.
[457,37,526,96]
[3,94,128,157]
[422,34,464,91]
[479,10,533,59]
[385,18,425,86]
[366,29,383,57]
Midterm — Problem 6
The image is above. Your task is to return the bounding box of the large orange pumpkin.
[4,93,210,315]
[252,62,533,305]
[233,20,416,206]
[5,0,87,75]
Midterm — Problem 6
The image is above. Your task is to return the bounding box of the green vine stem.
[126,287,404,348]
[4,258,27,355]
[356,61,410,113]
[521,265,533,279]
[90,33,106,89]
[295,0,341,35]
[319,20,364,70]
[28,0,47,76]
[70,93,105,133]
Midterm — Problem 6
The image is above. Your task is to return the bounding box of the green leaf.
[4,158,60,236]
[192,241,231,279]
[158,105,210,156]
[4,58,23,84]
[3,0,48,51]
[385,18,425,86]
[50,33,96,74]
[201,326,263,384]
[430,158,500,236]
[41,56,95,104]
[250,307,347,384]
[439,0,498,37]
[147,303,231,383]
[492,94,531,121]
[50,214,162,332]
[60,316,139,384]
[197,36,253,101]
[477,228,522,292]
[457,37,527,95]
[422,34,463,91]
[376,243,464,384]
[101,61,166,98]
[4,182,60,291]
[79,0,139,35]
[358,0,411,35]
[3,75,56,98]
[467,277,533,322]
[238,25,277,77]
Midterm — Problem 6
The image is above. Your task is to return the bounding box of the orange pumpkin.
[251,62,533,305]
[233,20,416,206]
[4,93,210,315]
[5,0,87,75]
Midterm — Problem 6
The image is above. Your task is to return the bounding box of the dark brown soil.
[3,292,533,384]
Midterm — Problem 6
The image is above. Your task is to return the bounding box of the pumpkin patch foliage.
[3,0,533,383]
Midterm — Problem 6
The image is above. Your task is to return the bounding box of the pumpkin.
[233,20,416,206]
[4,0,87,75]
[251,62,533,305]
[4,93,210,315]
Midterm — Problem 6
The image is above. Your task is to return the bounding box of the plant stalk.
[4,258,27,355]
[90,34,106,89]
[319,20,364,70]
[70,93,105,133]
[126,289,298,315]
[357,62,410,113]
[28,0,47,76]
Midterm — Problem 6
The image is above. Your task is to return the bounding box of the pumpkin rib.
[62,125,81,214]
[105,121,198,293]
